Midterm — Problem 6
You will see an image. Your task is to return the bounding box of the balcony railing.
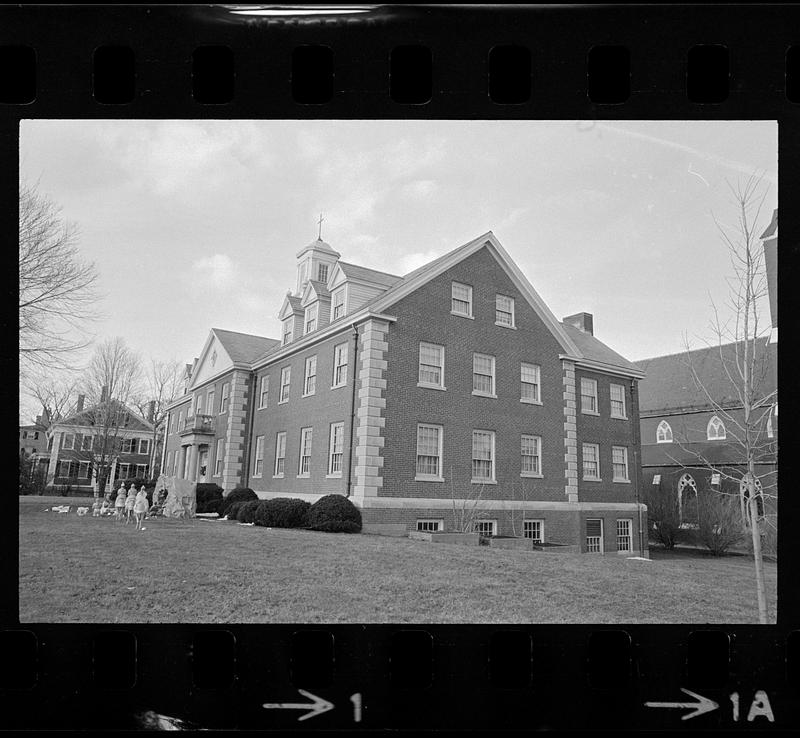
[179,413,215,435]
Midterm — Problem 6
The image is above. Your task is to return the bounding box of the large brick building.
[163,232,647,554]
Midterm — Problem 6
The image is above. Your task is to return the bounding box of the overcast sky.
[20,119,776,420]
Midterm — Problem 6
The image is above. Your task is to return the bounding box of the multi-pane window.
[303,356,317,396]
[610,384,627,418]
[707,415,726,440]
[333,342,348,387]
[582,443,600,479]
[331,287,345,320]
[656,420,673,443]
[451,281,473,316]
[328,422,344,475]
[117,462,130,479]
[207,388,215,415]
[416,519,443,532]
[472,430,495,482]
[416,424,443,479]
[586,519,603,553]
[139,438,150,455]
[62,433,75,450]
[259,375,269,408]
[418,343,445,388]
[59,460,72,477]
[274,432,287,477]
[521,435,542,476]
[473,353,496,396]
[282,319,293,345]
[121,438,136,454]
[214,438,224,476]
[298,427,313,476]
[612,446,629,481]
[78,460,90,479]
[616,519,632,552]
[196,394,204,416]
[318,263,329,283]
[136,464,149,478]
[221,382,230,413]
[253,435,264,477]
[580,378,598,413]
[304,304,318,335]
[495,294,515,327]
[81,434,94,451]
[523,519,544,543]
[279,367,291,403]
[521,363,541,403]
[473,520,497,536]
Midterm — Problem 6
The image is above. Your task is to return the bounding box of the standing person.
[134,486,149,531]
[124,484,136,524]
[114,485,127,522]
[92,495,101,517]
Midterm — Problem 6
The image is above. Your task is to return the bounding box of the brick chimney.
[564,312,594,336]
[147,400,156,422]
[76,394,85,413]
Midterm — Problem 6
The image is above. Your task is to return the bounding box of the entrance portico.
[177,413,215,482]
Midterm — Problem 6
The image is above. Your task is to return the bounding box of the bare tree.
[133,359,184,477]
[19,181,100,374]
[22,369,81,423]
[80,338,144,494]
[449,467,488,533]
[678,174,776,623]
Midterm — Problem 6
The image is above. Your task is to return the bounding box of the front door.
[198,447,209,483]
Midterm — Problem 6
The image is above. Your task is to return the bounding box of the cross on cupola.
[317,213,324,241]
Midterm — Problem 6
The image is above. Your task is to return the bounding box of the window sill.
[330,383,347,391]
[471,478,497,485]
[252,474,262,479]
[581,409,600,416]
[495,321,516,329]
[520,472,543,478]
[656,439,673,444]
[325,473,343,479]
[297,473,310,479]
[414,475,445,483]
[611,414,628,421]
[520,398,542,406]
[301,392,316,398]
[613,478,631,484]
[258,405,268,411]
[277,400,289,405]
[417,382,447,391]
[450,311,474,320]
[472,391,498,399]
[583,477,602,482]
[272,474,284,479]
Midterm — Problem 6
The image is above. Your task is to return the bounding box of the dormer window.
[318,263,329,283]
[305,304,318,335]
[332,287,345,320]
[282,319,293,345]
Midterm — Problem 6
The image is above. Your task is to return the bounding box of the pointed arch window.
[707,415,726,440]
[740,476,764,526]
[677,473,698,529]
[656,420,673,443]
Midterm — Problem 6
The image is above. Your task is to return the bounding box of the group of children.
[90,483,151,531]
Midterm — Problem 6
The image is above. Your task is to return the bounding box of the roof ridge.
[633,336,770,365]
[337,260,402,280]
[212,327,277,342]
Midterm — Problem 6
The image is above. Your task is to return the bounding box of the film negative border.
[3,3,799,734]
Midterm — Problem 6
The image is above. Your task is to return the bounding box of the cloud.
[395,249,442,275]
[190,254,238,289]
[401,179,438,200]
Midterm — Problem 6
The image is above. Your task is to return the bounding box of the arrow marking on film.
[263,689,334,722]
[645,687,719,720]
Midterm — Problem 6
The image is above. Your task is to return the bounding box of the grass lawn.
[19,496,777,623]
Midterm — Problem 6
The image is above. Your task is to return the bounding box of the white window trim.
[582,442,602,481]
[580,377,600,415]
[220,383,230,415]
[279,366,291,404]
[214,439,224,477]
[707,415,727,440]
[451,281,474,318]
[472,353,497,398]
[297,427,313,478]
[612,445,630,483]
[616,518,633,553]
[416,519,444,532]
[586,518,604,553]
[331,342,348,389]
[302,355,318,397]
[207,388,215,415]
[282,318,293,345]
[414,423,445,482]
[520,362,542,405]
[656,420,673,444]
[472,519,498,535]
[252,435,265,478]
[81,434,94,451]
[471,429,497,484]
[138,438,150,455]
[258,375,269,409]
[273,432,287,478]
[136,464,149,478]
[417,342,446,391]
[494,294,516,329]
[77,460,90,479]
[304,304,318,335]
[62,433,75,451]
[610,383,628,419]
[331,286,346,321]
[523,519,545,543]
[327,422,344,477]
[520,434,543,478]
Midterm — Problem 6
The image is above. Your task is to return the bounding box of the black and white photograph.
[19,119,778,624]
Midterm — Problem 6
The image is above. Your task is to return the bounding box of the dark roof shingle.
[212,328,279,364]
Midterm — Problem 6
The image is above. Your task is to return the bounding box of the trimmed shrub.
[226,501,244,521]
[237,500,261,524]
[219,486,258,518]
[307,494,362,533]
[196,483,224,514]
[254,497,311,528]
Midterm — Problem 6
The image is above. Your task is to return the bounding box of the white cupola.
[295,236,340,296]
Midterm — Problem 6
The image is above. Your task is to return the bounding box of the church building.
[163,231,648,555]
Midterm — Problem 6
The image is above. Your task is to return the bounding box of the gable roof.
[54,398,154,432]
[336,261,401,288]
[211,328,279,364]
[634,337,776,414]
[560,323,642,376]
[302,280,331,303]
